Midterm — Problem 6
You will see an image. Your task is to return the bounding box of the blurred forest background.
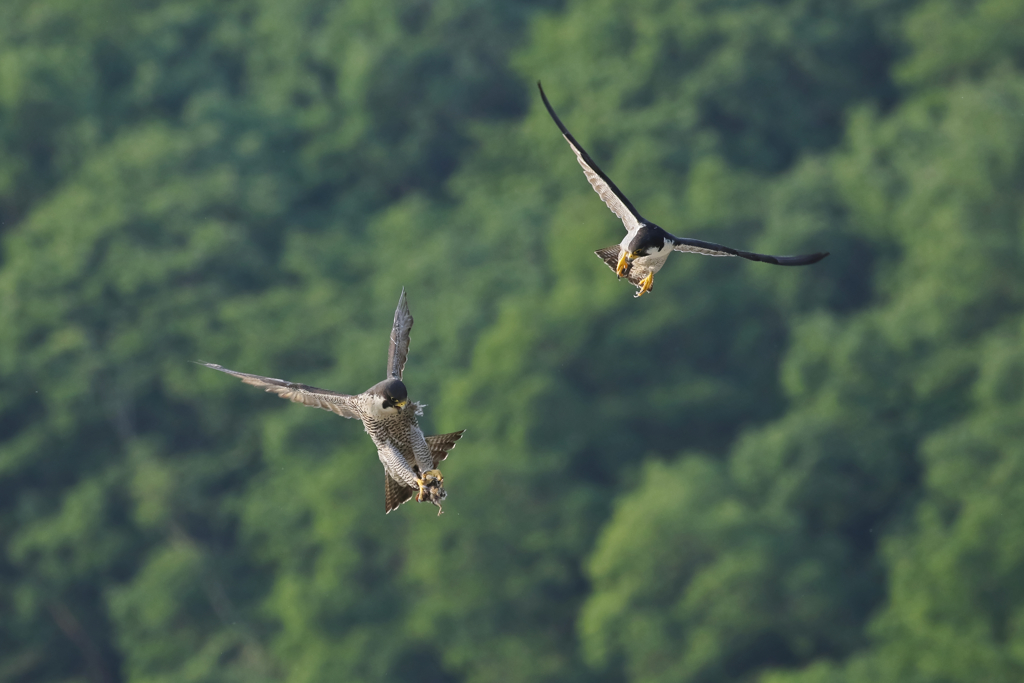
[2,0,1023,681]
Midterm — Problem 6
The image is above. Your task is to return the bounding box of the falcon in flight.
[538,83,828,297]
[197,289,464,515]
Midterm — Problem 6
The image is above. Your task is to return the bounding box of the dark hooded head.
[626,225,668,259]
[372,378,409,413]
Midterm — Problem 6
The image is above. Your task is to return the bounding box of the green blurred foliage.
[0,0,1020,682]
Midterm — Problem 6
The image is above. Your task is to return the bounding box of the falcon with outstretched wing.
[197,289,464,515]
[538,83,829,297]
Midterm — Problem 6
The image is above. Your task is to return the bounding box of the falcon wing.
[425,430,466,468]
[196,362,360,418]
[387,288,414,380]
[671,235,829,266]
[538,82,645,235]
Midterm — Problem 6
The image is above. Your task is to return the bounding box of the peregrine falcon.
[538,83,829,297]
[197,289,464,515]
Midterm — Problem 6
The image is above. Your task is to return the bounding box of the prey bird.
[197,289,464,515]
[538,82,828,297]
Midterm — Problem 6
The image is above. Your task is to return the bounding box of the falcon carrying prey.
[538,83,828,297]
[197,289,464,515]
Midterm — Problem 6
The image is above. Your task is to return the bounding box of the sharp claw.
[616,252,630,278]
[415,470,446,512]
[634,272,654,298]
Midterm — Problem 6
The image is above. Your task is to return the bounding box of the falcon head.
[617,230,660,276]
[372,378,409,414]
[618,230,669,278]
[627,229,665,258]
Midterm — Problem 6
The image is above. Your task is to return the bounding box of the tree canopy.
[1,0,1021,682]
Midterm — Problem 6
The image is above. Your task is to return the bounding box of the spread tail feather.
[385,474,415,514]
[595,245,622,274]
[595,245,648,287]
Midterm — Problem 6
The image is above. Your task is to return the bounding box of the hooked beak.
[616,251,633,278]
[394,399,408,409]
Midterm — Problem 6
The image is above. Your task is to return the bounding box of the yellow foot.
[616,251,631,278]
[415,469,445,514]
[634,272,654,298]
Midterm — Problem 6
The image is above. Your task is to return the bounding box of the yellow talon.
[616,251,631,278]
[634,272,654,298]
[415,469,445,507]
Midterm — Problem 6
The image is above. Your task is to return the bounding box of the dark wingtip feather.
[737,250,830,266]
[778,251,830,266]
